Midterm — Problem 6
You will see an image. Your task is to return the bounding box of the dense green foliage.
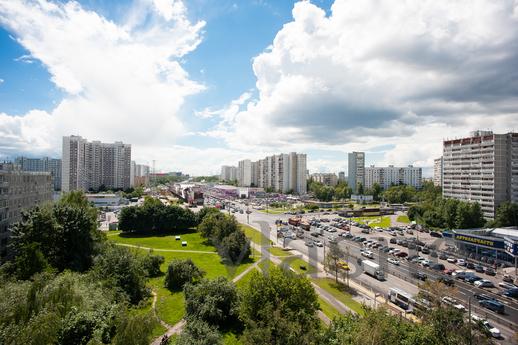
[118,197,196,233]
[0,191,156,345]
[122,187,145,200]
[176,318,221,345]
[140,252,165,277]
[164,259,204,291]
[308,181,352,202]
[9,201,99,273]
[408,197,485,229]
[91,244,149,304]
[197,211,251,265]
[0,271,156,345]
[381,185,418,204]
[492,201,518,227]
[184,277,239,328]
[239,267,320,345]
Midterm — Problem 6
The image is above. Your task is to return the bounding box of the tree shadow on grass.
[119,228,198,238]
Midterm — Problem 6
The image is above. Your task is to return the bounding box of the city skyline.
[1,0,518,176]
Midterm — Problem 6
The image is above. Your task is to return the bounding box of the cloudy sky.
[1,0,517,176]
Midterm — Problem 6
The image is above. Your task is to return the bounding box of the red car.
[443,269,456,275]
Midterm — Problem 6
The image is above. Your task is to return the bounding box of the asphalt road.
[206,199,517,342]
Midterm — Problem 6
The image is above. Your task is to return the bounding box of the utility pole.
[468,295,472,345]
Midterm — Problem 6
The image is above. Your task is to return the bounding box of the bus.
[388,288,416,312]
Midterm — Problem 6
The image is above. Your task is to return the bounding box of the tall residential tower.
[348,152,365,193]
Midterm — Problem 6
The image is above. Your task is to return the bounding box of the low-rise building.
[311,173,338,186]
[0,163,53,260]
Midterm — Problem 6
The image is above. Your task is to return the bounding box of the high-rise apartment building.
[237,160,252,187]
[62,135,131,192]
[311,173,338,186]
[442,130,518,219]
[433,157,443,187]
[220,165,238,182]
[364,165,422,190]
[131,161,150,187]
[14,156,62,191]
[338,171,346,182]
[236,152,307,194]
[348,152,365,193]
[0,163,53,260]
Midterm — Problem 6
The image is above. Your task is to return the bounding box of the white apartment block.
[365,165,422,190]
[311,173,338,186]
[220,165,238,182]
[433,157,443,187]
[443,130,518,219]
[237,160,252,187]
[236,152,307,194]
[348,152,365,193]
[62,135,131,192]
[15,156,62,191]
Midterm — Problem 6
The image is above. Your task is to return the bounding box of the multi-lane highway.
[223,201,518,342]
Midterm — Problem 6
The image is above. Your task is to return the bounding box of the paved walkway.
[114,242,218,254]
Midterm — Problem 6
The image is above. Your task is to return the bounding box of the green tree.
[357,182,364,195]
[13,242,50,280]
[92,244,148,304]
[324,242,345,283]
[218,230,251,264]
[367,183,382,201]
[164,259,204,291]
[141,252,165,277]
[176,319,221,345]
[494,202,518,227]
[240,267,320,345]
[112,312,156,345]
[184,277,239,328]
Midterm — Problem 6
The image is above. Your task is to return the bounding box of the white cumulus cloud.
[207,0,518,171]
[0,0,205,157]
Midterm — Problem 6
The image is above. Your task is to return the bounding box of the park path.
[148,245,265,344]
[114,242,218,254]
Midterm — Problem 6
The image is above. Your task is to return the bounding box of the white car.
[387,258,400,265]
[362,250,374,259]
[441,297,466,312]
[471,315,501,338]
[390,249,401,255]
[314,241,324,247]
[447,257,457,263]
[474,279,495,288]
[457,259,466,266]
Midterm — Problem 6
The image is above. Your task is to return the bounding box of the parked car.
[395,252,408,258]
[466,262,475,269]
[439,253,448,260]
[437,276,455,286]
[421,247,430,254]
[305,241,314,247]
[447,257,457,263]
[465,275,483,284]
[431,263,446,271]
[474,279,495,288]
[413,272,428,281]
[457,259,466,266]
[430,231,443,238]
[502,287,518,299]
[387,258,400,265]
[479,300,505,314]
[485,268,496,276]
[498,281,517,290]
[442,297,465,312]
[471,315,501,338]
[474,265,485,273]
[362,250,374,259]
[473,293,497,301]
[314,241,324,247]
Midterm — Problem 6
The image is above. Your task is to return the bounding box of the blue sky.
[0,0,517,175]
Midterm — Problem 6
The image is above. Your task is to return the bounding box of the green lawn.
[258,208,286,215]
[241,224,271,246]
[396,215,410,223]
[268,246,292,257]
[109,229,216,252]
[235,266,260,290]
[258,259,275,273]
[109,233,256,329]
[318,296,342,320]
[352,216,391,228]
[312,278,364,315]
[284,257,318,275]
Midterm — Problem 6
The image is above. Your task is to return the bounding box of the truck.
[300,220,311,231]
[288,217,301,226]
[362,260,385,280]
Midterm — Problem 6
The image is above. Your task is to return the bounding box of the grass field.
[396,215,410,223]
[258,208,286,215]
[268,246,292,257]
[109,229,216,252]
[109,232,256,329]
[352,216,391,228]
[312,278,364,315]
[284,257,318,275]
[318,296,342,320]
[241,224,271,246]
